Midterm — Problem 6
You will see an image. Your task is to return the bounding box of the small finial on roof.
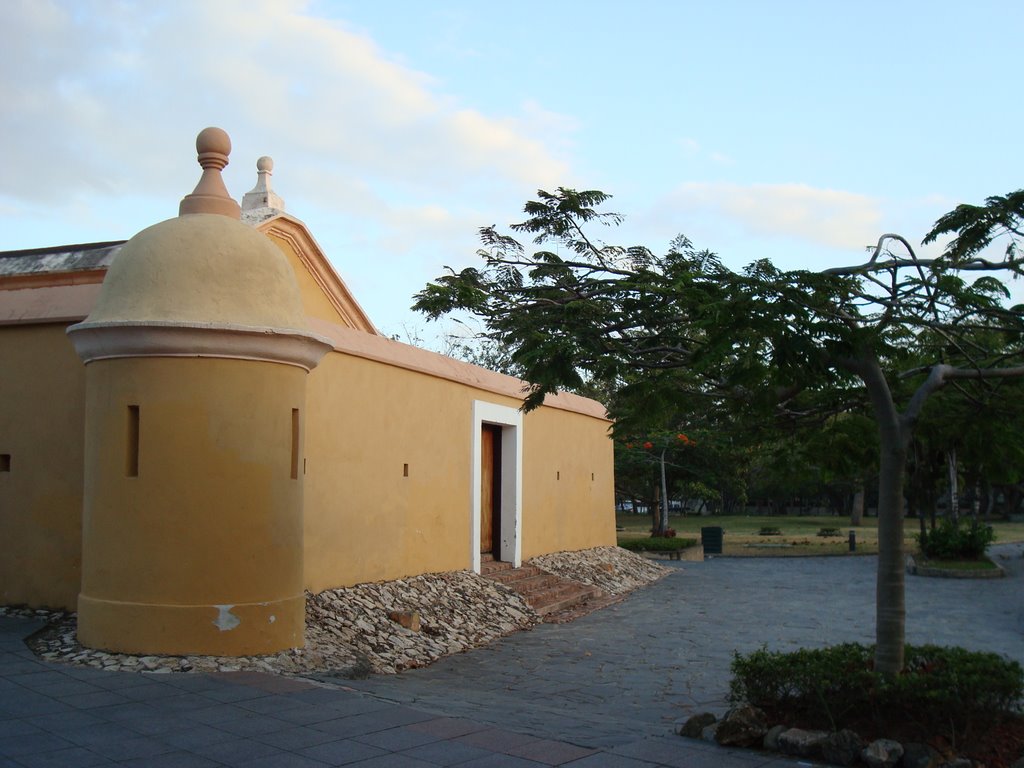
[241,155,286,213]
[179,127,242,219]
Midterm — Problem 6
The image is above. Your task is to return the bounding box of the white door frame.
[471,401,523,573]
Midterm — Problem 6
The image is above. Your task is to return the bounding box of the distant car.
[615,500,649,513]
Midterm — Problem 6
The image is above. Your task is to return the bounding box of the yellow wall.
[304,352,475,590]
[0,324,85,609]
[1,228,617,621]
[521,407,616,558]
[77,356,307,654]
[303,350,616,592]
[266,231,348,326]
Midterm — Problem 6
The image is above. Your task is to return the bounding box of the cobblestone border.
[905,554,1006,579]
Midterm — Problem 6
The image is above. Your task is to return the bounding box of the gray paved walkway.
[338,542,1024,750]
[1,543,1021,767]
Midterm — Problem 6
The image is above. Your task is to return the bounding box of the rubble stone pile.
[9,547,667,677]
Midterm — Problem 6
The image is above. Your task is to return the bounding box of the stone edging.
[636,545,705,562]
[905,554,1005,579]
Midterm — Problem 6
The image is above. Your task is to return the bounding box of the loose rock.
[714,705,768,748]
[679,712,717,739]
[901,742,940,768]
[8,547,664,679]
[778,728,829,758]
[530,546,668,595]
[701,722,721,743]
[861,738,904,768]
[821,729,865,766]
[763,724,786,751]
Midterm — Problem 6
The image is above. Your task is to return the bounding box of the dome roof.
[68,128,332,372]
[84,212,307,330]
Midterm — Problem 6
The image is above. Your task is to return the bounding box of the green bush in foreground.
[729,643,1023,743]
[918,519,996,560]
[617,536,698,552]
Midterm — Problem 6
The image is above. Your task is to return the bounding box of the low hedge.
[729,643,1023,744]
[918,518,995,560]
[618,536,698,552]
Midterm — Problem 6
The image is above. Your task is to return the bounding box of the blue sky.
[2,1,1020,342]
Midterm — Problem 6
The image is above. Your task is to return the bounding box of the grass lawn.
[615,514,1024,557]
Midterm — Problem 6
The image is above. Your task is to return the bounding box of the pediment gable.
[256,214,377,335]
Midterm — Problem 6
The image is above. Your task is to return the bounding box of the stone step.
[485,565,551,586]
[530,583,603,613]
[479,561,608,621]
[498,572,561,591]
[479,559,514,577]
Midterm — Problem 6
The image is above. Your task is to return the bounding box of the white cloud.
[678,137,700,154]
[0,0,571,206]
[666,182,882,251]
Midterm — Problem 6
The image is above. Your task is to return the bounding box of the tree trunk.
[946,448,959,524]
[659,449,670,533]
[874,433,907,676]
[856,355,908,677]
[850,486,864,527]
[651,485,660,534]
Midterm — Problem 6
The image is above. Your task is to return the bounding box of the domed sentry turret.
[67,128,331,656]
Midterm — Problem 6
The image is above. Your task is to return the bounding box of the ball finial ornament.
[196,126,232,158]
[179,127,241,218]
[256,156,274,173]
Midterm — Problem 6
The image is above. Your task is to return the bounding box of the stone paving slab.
[2,543,1021,766]
[0,613,814,767]
[339,542,1024,751]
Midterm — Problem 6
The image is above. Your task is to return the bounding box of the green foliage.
[817,527,842,537]
[758,526,782,536]
[414,184,1024,675]
[918,519,996,560]
[923,187,1024,264]
[617,536,697,552]
[730,644,1023,742]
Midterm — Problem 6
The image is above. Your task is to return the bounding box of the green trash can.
[701,526,723,556]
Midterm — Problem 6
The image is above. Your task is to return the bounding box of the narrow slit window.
[0,454,10,473]
[126,405,140,477]
[290,409,300,480]
[403,463,409,477]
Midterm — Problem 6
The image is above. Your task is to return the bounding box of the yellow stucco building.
[0,128,615,656]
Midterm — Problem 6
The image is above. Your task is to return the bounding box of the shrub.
[918,519,995,560]
[618,536,697,552]
[729,643,1023,744]
[759,526,782,536]
[817,527,842,537]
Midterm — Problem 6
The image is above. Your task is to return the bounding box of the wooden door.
[480,424,502,555]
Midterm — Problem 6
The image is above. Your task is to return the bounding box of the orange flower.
[643,441,654,449]
[625,442,634,449]
[677,433,689,442]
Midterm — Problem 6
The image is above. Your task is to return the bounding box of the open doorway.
[480,423,503,556]
[471,401,522,573]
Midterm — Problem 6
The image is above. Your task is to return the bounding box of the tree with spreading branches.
[414,187,1024,675]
